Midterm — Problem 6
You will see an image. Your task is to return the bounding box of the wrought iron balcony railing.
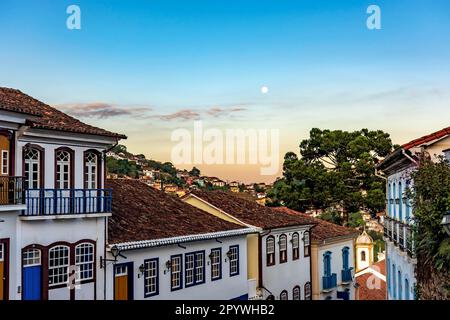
[0,176,25,205]
[24,188,112,216]
[322,273,337,291]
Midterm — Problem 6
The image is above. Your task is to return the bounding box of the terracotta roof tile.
[402,126,450,150]
[356,272,386,300]
[356,260,386,300]
[0,87,126,139]
[273,207,359,241]
[107,179,243,244]
[189,190,317,229]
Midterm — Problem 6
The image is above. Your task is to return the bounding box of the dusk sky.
[1,0,449,182]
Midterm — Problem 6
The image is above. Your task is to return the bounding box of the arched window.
[392,264,397,299]
[304,282,312,300]
[280,290,288,300]
[398,181,403,220]
[387,258,391,295]
[75,242,95,282]
[323,251,332,277]
[292,233,299,260]
[398,270,402,300]
[387,183,391,217]
[392,182,397,217]
[84,152,98,189]
[303,231,310,257]
[55,149,72,189]
[361,251,366,262]
[405,277,410,300]
[405,180,411,220]
[24,147,42,189]
[279,234,287,263]
[48,245,70,287]
[342,247,350,270]
[266,236,275,266]
[293,286,301,300]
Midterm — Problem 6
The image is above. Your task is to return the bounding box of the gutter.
[110,227,260,251]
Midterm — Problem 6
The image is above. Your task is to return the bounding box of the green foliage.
[318,208,343,225]
[347,211,365,229]
[408,156,450,271]
[189,167,201,177]
[106,158,140,178]
[268,128,393,217]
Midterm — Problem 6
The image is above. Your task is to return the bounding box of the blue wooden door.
[22,249,42,300]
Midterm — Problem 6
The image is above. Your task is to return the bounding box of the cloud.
[151,109,201,121]
[56,102,151,119]
[206,106,247,117]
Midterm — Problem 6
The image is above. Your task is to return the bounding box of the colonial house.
[273,207,358,300]
[376,126,450,300]
[105,179,256,300]
[182,191,316,300]
[0,87,125,300]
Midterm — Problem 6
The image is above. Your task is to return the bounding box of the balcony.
[0,176,25,208]
[322,273,337,291]
[22,188,112,218]
[341,268,353,284]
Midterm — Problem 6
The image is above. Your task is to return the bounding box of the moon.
[261,86,269,94]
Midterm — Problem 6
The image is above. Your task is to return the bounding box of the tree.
[189,166,201,177]
[317,208,343,225]
[347,212,365,229]
[268,128,393,219]
[408,155,450,299]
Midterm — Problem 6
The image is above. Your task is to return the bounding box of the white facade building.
[377,126,450,300]
[105,179,257,300]
[0,87,125,300]
[182,191,316,300]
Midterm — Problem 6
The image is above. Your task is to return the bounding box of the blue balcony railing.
[341,268,353,283]
[322,273,337,290]
[24,189,112,216]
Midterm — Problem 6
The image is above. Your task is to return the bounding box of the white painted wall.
[386,242,415,300]
[105,236,248,300]
[356,246,371,271]
[318,239,355,300]
[261,226,312,300]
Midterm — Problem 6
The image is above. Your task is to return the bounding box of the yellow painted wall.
[184,196,259,281]
[247,234,259,281]
[184,197,245,225]
[311,244,319,300]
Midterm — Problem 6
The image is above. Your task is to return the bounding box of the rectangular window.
[195,252,205,284]
[170,255,182,291]
[75,243,94,281]
[185,253,195,286]
[1,150,8,175]
[210,249,222,281]
[185,251,205,287]
[0,243,3,261]
[292,235,299,260]
[144,258,159,297]
[229,245,239,276]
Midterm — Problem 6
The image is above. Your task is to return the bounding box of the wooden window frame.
[279,234,287,264]
[266,236,275,267]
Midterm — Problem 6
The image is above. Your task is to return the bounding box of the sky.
[1,0,449,183]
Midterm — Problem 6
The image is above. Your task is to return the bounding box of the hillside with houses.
[106,144,272,204]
